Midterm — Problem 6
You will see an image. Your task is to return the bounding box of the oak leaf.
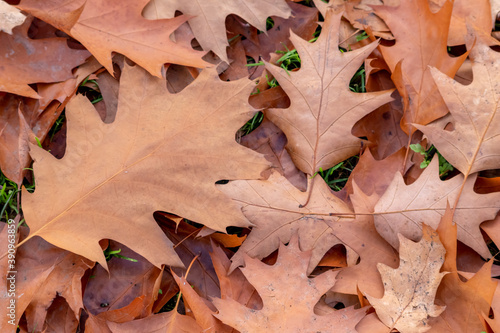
[374,156,499,258]
[366,224,446,333]
[212,234,366,332]
[17,0,209,77]
[0,17,89,98]
[264,8,393,177]
[220,172,352,274]
[20,64,270,269]
[415,37,500,176]
[430,206,498,332]
[143,0,291,63]
[373,0,468,131]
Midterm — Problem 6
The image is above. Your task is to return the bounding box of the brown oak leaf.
[415,37,500,176]
[374,156,498,258]
[0,17,89,98]
[16,0,209,76]
[373,0,468,131]
[264,8,393,178]
[19,64,270,269]
[143,0,291,63]
[366,224,446,333]
[213,234,367,332]
[220,172,352,274]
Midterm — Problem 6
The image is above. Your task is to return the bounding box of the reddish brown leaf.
[17,0,209,76]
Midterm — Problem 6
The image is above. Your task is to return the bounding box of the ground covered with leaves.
[1,0,500,332]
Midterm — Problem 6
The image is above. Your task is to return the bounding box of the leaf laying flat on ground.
[21,64,270,269]
[366,224,446,333]
[374,0,467,130]
[265,8,393,177]
[430,206,498,332]
[0,18,89,98]
[415,37,500,176]
[143,0,291,63]
[374,156,498,258]
[220,172,352,274]
[213,235,366,332]
[17,0,209,76]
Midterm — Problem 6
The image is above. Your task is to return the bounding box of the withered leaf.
[415,37,500,176]
[374,156,499,258]
[213,235,366,332]
[143,0,291,63]
[366,224,446,333]
[265,8,393,177]
[21,64,270,269]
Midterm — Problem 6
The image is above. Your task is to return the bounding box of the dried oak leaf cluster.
[1,0,500,332]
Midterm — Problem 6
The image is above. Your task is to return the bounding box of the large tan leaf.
[220,172,352,274]
[16,0,209,76]
[415,37,500,176]
[264,8,393,177]
[366,224,446,333]
[212,235,367,332]
[374,156,498,258]
[373,0,467,131]
[143,0,291,63]
[19,64,270,269]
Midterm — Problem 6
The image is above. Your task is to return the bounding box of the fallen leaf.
[374,156,498,258]
[143,0,291,62]
[264,8,393,178]
[83,241,161,319]
[373,0,468,131]
[19,64,270,269]
[0,17,89,98]
[429,205,498,332]
[213,234,366,332]
[17,0,209,76]
[415,36,500,176]
[366,224,446,333]
[220,172,352,274]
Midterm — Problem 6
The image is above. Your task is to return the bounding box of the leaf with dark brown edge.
[0,17,89,98]
[373,0,468,132]
[242,1,318,63]
[143,0,291,63]
[220,172,352,275]
[240,116,307,191]
[366,224,446,333]
[156,215,222,300]
[17,0,209,77]
[374,156,499,258]
[428,205,498,332]
[14,64,270,270]
[213,234,367,332]
[83,241,162,320]
[415,36,500,177]
[263,8,393,199]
